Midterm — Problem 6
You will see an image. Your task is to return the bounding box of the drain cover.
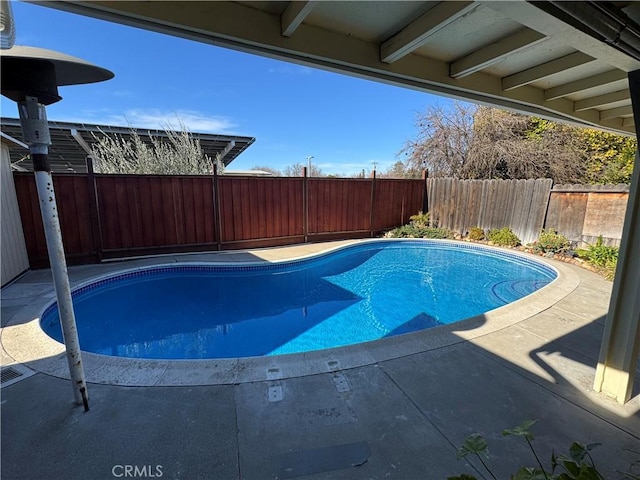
[1,366,23,384]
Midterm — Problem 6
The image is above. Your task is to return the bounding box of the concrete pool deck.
[1,240,639,479]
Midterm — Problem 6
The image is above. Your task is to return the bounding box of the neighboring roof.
[46,1,640,135]
[0,117,256,173]
[223,169,275,177]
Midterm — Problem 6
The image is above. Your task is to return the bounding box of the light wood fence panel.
[426,178,553,244]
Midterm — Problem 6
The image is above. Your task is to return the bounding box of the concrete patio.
[1,241,639,480]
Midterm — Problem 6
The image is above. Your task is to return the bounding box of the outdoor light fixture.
[1,4,114,408]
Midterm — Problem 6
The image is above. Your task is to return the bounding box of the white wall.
[1,143,29,286]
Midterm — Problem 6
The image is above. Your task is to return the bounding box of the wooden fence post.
[85,156,103,262]
[213,164,222,250]
[303,166,309,243]
[422,169,428,215]
[369,169,376,237]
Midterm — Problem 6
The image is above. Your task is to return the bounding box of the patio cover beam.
[593,69,640,404]
[380,1,474,64]
[573,90,630,112]
[70,128,93,155]
[281,1,316,38]
[450,28,546,79]
[599,105,634,121]
[502,51,595,91]
[544,70,629,101]
[216,140,235,164]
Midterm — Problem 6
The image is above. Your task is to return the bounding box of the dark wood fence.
[14,168,425,268]
[426,178,553,244]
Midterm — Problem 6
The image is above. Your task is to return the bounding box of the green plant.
[448,420,605,480]
[576,236,619,280]
[385,211,452,239]
[532,229,571,254]
[385,225,453,239]
[468,227,485,241]
[486,227,521,247]
[409,211,431,228]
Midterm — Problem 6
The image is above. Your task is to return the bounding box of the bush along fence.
[426,178,629,247]
[13,159,426,268]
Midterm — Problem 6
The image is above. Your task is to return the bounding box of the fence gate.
[1,143,29,286]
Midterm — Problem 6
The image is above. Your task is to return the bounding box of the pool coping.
[1,239,580,387]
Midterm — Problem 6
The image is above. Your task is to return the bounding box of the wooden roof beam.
[281,1,317,38]
[544,70,628,101]
[600,105,634,120]
[381,1,475,64]
[502,51,595,91]
[450,28,546,78]
[573,90,630,112]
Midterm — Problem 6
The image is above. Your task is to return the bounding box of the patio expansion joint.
[509,323,595,362]
[233,385,243,480]
[375,360,486,478]
[551,303,607,322]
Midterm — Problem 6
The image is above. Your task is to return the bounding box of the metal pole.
[18,96,89,408]
[307,156,313,176]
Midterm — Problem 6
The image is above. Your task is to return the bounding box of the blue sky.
[1,1,450,176]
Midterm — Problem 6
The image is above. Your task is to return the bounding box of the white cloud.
[267,65,313,76]
[117,109,237,133]
[54,109,238,134]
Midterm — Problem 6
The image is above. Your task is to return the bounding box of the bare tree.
[466,108,585,182]
[379,160,420,178]
[400,101,476,177]
[283,162,324,177]
[400,102,593,183]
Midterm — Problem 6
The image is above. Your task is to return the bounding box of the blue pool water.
[40,241,556,359]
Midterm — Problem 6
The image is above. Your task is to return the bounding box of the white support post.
[593,70,640,404]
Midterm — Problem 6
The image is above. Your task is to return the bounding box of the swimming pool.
[40,240,556,360]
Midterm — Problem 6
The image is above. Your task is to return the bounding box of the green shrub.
[467,227,485,241]
[386,225,453,238]
[385,211,453,239]
[486,227,520,247]
[409,211,430,228]
[532,228,571,254]
[576,236,619,280]
[385,225,453,239]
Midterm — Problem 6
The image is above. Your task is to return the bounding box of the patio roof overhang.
[38,1,640,135]
[33,0,640,405]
